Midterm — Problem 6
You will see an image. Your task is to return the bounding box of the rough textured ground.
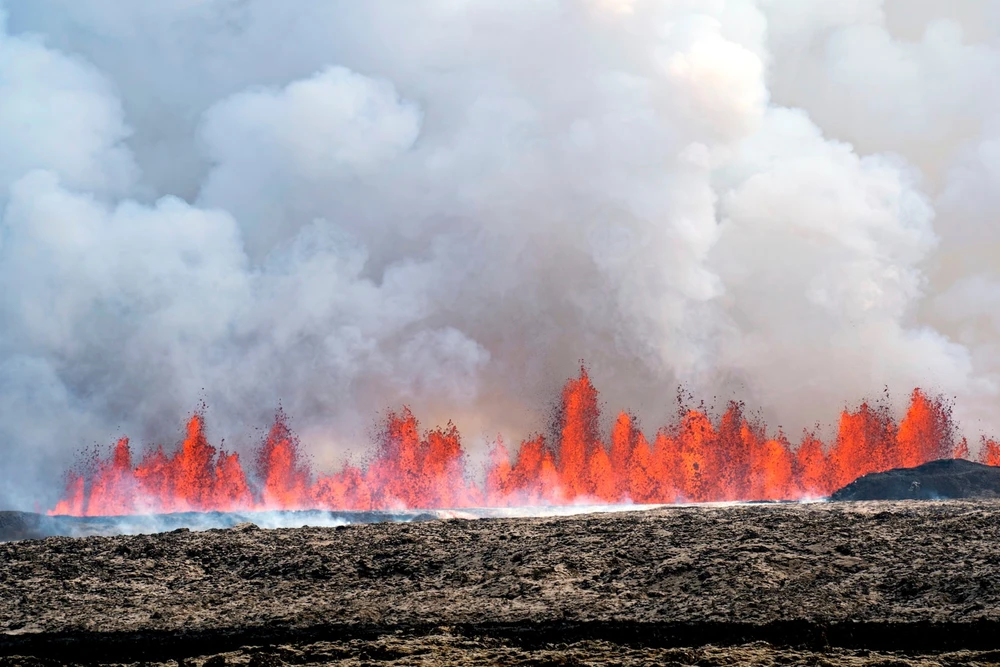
[831,459,1000,501]
[5,636,1000,667]
[3,501,1000,665]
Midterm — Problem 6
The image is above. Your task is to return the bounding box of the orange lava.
[50,368,989,516]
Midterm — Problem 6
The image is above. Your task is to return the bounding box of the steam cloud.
[1,0,999,509]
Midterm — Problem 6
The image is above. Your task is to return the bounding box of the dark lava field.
[4,501,1000,666]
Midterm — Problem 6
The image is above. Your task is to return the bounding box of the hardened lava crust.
[3,501,1000,666]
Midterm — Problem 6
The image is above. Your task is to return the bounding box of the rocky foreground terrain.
[3,501,1000,665]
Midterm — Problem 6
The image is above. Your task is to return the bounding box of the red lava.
[51,367,996,516]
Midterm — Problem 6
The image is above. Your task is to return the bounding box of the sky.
[0,0,999,509]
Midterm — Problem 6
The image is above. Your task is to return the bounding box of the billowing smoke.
[1,0,998,510]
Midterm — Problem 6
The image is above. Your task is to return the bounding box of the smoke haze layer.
[0,0,998,510]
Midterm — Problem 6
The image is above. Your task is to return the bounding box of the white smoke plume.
[0,0,998,509]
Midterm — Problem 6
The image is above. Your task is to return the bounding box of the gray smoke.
[1,0,998,510]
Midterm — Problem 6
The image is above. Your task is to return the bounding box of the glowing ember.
[50,368,990,516]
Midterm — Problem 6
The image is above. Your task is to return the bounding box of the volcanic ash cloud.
[0,1,999,509]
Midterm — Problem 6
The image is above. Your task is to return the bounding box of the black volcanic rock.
[3,502,1000,664]
[830,458,1000,501]
[0,512,44,542]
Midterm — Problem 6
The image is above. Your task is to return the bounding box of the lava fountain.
[51,367,993,517]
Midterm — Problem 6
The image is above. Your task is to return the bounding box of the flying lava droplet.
[50,367,988,516]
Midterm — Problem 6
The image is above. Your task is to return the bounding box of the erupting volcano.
[51,368,996,517]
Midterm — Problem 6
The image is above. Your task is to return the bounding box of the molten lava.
[51,368,987,516]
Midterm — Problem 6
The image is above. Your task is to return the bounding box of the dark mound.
[0,512,45,542]
[831,458,1000,501]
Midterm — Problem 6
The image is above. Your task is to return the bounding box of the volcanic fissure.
[50,367,1000,516]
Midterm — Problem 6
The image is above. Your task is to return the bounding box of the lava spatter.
[50,368,983,516]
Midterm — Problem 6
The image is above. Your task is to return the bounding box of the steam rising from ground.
[6,505,727,541]
[1,1,999,510]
